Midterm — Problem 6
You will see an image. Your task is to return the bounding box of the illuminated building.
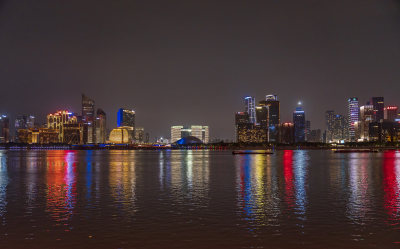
[278,122,294,144]
[305,120,311,141]
[82,94,96,143]
[372,97,384,122]
[235,112,249,124]
[348,97,360,141]
[384,106,398,122]
[235,112,250,142]
[308,129,322,142]
[381,121,400,142]
[260,94,280,142]
[325,110,335,142]
[117,108,135,140]
[245,96,256,124]
[47,110,80,144]
[145,132,150,143]
[369,122,382,142]
[293,105,305,143]
[170,125,209,143]
[171,126,183,143]
[256,105,269,129]
[15,114,35,142]
[331,114,348,142]
[95,108,107,144]
[135,127,144,143]
[359,105,374,141]
[0,115,10,143]
[18,128,59,144]
[109,126,133,144]
[236,124,267,143]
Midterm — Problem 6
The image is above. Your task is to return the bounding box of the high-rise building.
[332,114,348,142]
[293,106,306,143]
[170,125,209,143]
[305,120,311,141]
[117,108,135,140]
[384,106,398,122]
[308,129,322,143]
[359,105,374,141]
[278,122,295,144]
[95,109,107,144]
[255,105,269,128]
[82,94,96,143]
[263,95,280,142]
[372,97,384,122]
[47,110,80,144]
[0,115,10,143]
[348,97,360,141]
[325,110,335,142]
[135,127,145,143]
[235,112,249,143]
[14,115,35,142]
[244,96,256,124]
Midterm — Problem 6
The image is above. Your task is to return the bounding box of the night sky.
[1,0,400,140]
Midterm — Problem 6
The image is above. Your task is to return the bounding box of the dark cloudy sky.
[1,0,400,140]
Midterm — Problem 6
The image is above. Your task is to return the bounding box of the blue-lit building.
[245,96,256,124]
[117,108,136,141]
[117,108,135,127]
[293,106,306,143]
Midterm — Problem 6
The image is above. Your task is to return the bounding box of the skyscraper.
[95,109,107,144]
[348,97,359,141]
[384,106,398,122]
[244,96,256,124]
[325,110,335,142]
[117,108,136,141]
[305,120,311,141]
[82,94,95,143]
[259,94,280,142]
[255,105,268,128]
[293,105,306,143]
[117,108,135,127]
[372,97,384,122]
[0,115,10,143]
[14,115,35,142]
[359,104,374,141]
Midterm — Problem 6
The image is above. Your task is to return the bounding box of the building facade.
[82,94,96,143]
[293,106,306,143]
[372,97,384,122]
[170,125,209,143]
[47,110,80,144]
[117,108,135,140]
[348,97,360,141]
[245,96,256,124]
[95,108,107,144]
[0,115,10,143]
[384,106,398,122]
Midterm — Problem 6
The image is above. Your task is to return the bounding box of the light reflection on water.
[45,151,77,225]
[0,150,399,248]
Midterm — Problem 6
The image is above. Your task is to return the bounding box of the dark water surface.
[0,150,399,248]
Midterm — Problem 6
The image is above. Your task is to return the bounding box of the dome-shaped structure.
[175,136,203,145]
[109,127,132,144]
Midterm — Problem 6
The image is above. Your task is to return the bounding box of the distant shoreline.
[0,143,399,151]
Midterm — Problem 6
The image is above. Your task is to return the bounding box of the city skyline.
[1,1,400,139]
[1,93,400,142]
